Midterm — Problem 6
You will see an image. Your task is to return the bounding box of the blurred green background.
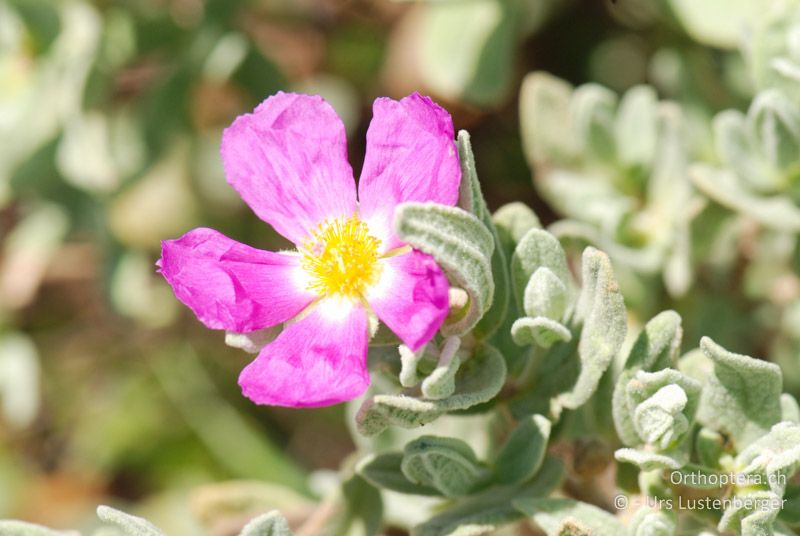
[1,0,797,533]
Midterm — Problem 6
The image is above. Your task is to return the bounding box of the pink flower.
[158,92,461,407]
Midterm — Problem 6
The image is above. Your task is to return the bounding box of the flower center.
[301,216,382,299]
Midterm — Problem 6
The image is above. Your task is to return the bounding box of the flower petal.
[358,93,461,249]
[221,92,357,244]
[238,302,370,407]
[366,250,450,351]
[159,228,315,333]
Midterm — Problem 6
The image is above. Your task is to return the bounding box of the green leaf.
[717,490,783,536]
[320,475,383,536]
[632,384,689,450]
[418,0,516,106]
[628,507,677,536]
[97,505,165,536]
[713,110,773,193]
[457,130,510,340]
[513,497,624,536]
[191,481,313,529]
[511,317,572,349]
[412,457,563,536]
[0,521,72,536]
[691,164,800,231]
[613,311,683,445]
[356,452,440,496]
[493,415,551,485]
[781,393,800,423]
[616,369,700,469]
[523,267,568,320]
[614,86,658,170]
[737,422,800,496]
[356,344,507,436]
[696,337,783,449]
[622,311,683,372]
[695,427,726,469]
[556,247,626,410]
[399,344,428,388]
[421,337,462,400]
[520,72,575,165]
[457,130,489,221]
[395,202,494,336]
[401,436,488,497]
[225,326,281,354]
[749,89,800,172]
[239,511,292,536]
[492,202,541,253]
[511,229,572,309]
[570,84,617,161]
[614,448,683,471]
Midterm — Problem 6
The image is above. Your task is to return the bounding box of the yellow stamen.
[301,217,382,298]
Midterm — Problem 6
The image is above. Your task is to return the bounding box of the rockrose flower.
[158,92,460,407]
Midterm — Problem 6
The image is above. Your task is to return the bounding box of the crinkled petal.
[221,92,357,244]
[358,92,461,249]
[366,250,450,351]
[159,228,315,333]
[238,301,370,407]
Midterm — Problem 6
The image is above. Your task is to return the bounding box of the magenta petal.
[367,250,450,351]
[358,93,461,249]
[221,92,357,245]
[159,228,315,333]
[238,303,370,407]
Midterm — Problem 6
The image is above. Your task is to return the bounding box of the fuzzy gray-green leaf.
[239,511,292,536]
[557,247,626,410]
[399,344,427,388]
[493,414,551,485]
[737,422,800,496]
[511,317,571,348]
[696,337,783,449]
[570,84,617,161]
[97,505,165,536]
[782,393,800,423]
[614,448,684,470]
[622,310,683,372]
[629,507,677,536]
[412,457,563,536]
[695,427,725,469]
[456,130,510,340]
[626,369,701,445]
[356,344,507,436]
[614,85,658,170]
[520,72,575,165]
[718,490,782,536]
[632,384,689,450]
[613,311,683,445]
[748,89,800,172]
[523,267,567,320]
[492,202,541,254]
[402,436,487,497]
[356,452,441,496]
[691,164,800,231]
[395,202,494,336]
[713,110,771,192]
[421,338,461,400]
[511,229,571,309]
[513,497,624,536]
